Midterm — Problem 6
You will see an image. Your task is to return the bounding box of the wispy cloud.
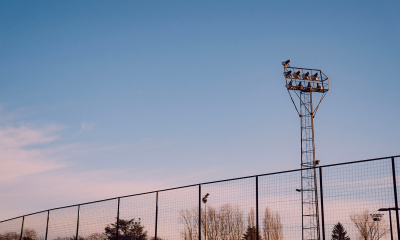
[0,114,236,222]
[0,124,66,182]
[80,122,94,132]
[0,118,168,220]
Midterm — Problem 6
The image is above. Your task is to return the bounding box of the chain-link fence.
[1,155,400,240]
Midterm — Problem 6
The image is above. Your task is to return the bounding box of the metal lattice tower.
[282,60,329,240]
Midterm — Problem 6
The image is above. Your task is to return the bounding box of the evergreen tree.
[105,218,148,240]
[332,222,350,240]
[243,226,260,240]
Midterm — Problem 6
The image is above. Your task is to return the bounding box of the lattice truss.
[282,60,329,240]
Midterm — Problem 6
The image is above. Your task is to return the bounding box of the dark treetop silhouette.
[331,222,350,240]
[105,219,147,240]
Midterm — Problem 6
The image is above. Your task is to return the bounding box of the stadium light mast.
[282,60,329,240]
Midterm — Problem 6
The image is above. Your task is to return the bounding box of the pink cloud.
[0,124,66,182]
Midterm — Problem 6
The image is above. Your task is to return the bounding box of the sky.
[0,0,399,220]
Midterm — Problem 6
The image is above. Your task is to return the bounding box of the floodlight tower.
[282,60,329,240]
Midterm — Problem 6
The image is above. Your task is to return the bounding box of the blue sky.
[0,0,399,219]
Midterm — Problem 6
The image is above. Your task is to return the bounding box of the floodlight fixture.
[202,193,210,203]
[378,208,400,211]
[293,71,301,79]
[203,193,210,240]
[307,82,312,91]
[282,59,291,67]
[287,80,294,90]
[302,72,310,80]
[316,83,323,92]
[370,213,384,222]
[312,73,319,81]
[377,208,399,240]
[296,189,302,192]
[284,70,292,78]
[295,82,303,91]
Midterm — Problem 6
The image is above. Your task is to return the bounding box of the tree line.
[0,219,159,240]
[0,209,391,240]
[179,204,283,240]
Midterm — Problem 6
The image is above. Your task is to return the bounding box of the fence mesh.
[47,206,78,240]
[0,217,22,240]
[322,158,395,240]
[119,193,157,240]
[259,170,302,240]
[2,156,400,240]
[78,200,118,240]
[394,156,400,240]
[200,177,256,240]
[22,212,48,240]
[157,186,198,240]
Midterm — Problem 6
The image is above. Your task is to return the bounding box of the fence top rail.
[1,154,399,223]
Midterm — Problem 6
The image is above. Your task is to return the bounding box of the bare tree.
[21,229,44,240]
[53,237,80,240]
[86,233,107,240]
[179,204,245,240]
[0,232,20,240]
[180,209,199,240]
[262,207,282,240]
[350,210,389,240]
[243,208,260,240]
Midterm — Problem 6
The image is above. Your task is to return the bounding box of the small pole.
[198,185,201,240]
[76,205,80,240]
[389,210,393,240]
[319,167,326,240]
[378,219,380,240]
[45,210,50,240]
[204,202,207,240]
[116,198,120,240]
[155,192,158,240]
[19,216,25,240]
[256,176,259,240]
[391,157,400,240]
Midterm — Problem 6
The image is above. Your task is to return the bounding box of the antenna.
[282,60,329,240]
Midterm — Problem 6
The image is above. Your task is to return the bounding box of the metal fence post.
[256,176,259,240]
[45,210,50,240]
[116,198,120,240]
[155,192,158,240]
[75,205,80,240]
[389,210,394,240]
[319,167,325,240]
[19,216,25,240]
[391,157,400,240]
[199,184,201,240]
